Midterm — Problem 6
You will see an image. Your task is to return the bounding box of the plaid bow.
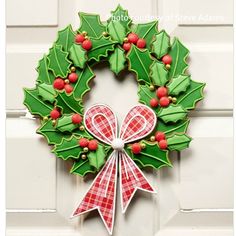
[71,104,157,234]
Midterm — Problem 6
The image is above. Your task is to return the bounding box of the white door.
[6,0,233,235]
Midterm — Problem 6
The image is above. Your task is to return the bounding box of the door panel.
[6,0,233,235]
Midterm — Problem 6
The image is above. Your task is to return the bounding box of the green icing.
[56,114,78,132]
[69,44,87,68]
[78,13,106,38]
[167,134,192,151]
[138,84,155,106]
[23,88,53,117]
[158,104,187,123]
[169,38,189,78]
[176,80,205,110]
[107,20,127,44]
[108,47,126,75]
[52,136,82,160]
[37,119,72,145]
[167,74,190,96]
[36,55,55,84]
[70,158,95,177]
[56,92,83,115]
[109,5,131,30]
[151,30,170,59]
[150,61,169,86]
[157,119,190,136]
[37,83,57,103]
[133,21,158,50]
[47,44,72,78]
[127,45,153,84]
[88,36,117,62]
[55,25,76,52]
[87,144,106,170]
[73,65,95,100]
[126,141,172,169]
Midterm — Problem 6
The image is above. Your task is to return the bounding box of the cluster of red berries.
[154,131,168,149]
[123,33,146,51]
[79,138,98,151]
[150,86,170,108]
[53,72,78,94]
[131,131,168,155]
[75,33,92,51]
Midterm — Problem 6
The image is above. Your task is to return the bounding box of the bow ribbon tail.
[71,152,118,235]
[119,151,156,213]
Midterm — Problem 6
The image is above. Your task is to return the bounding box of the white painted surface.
[6,0,233,235]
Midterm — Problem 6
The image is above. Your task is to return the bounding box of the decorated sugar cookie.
[23,5,205,235]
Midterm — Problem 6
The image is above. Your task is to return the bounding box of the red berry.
[131,143,142,154]
[50,109,60,119]
[150,98,159,107]
[156,86,168,98]
[53,78,65,90]
[159,140,168,149]
[159,97,170,107]
[123,42,131,51]
[68,73,78,83]
[162,54,172,64]
[127,33,139,44]
[64,84,73,94]
[88,140,98,151]
[136,38,146,48]
[155,131,165,142]
[79,138,89,147]
[82,39,92,50]
[75,34,85,44]
[72,114,82,124]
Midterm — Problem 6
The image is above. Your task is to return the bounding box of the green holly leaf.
[127,45,153,84]
[56,92,83,115]
[56,115,78,132]
[37,83,57,103]
[176,80,206,110]
[167,74,190,96]
[69,44,87,69]
[70,158,95,177]
[87,144,106,170]
[53,136,82,160]
[158,104,187,123]
[138,84,155,106]
[55,25,76,52]
[133,21,158,50]
[157,119,190,136]
[107,20,127,44]
[108,47,126,75]
[36,55,55,84]
[88,36,116,62]
[109,4,131,30]
[126,141,172,169]
[167,134,192,151]
[47,44,72,78]
[150,61,169,86]
[23,88,53,117]
[151,30,170,59]
[169,38,189,78]
[78,13,106,38]
[37,119,72,145]
[73,65,95,100]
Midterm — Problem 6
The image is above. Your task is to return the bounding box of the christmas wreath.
[23,5,205,234]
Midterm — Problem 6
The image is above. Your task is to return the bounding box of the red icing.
[75,34,85,44]
[79,138,89,147]
[136,39,146,48]
[68,73,78,83]
[131,143,142,154]
[150,98,159,108]
[50,109,60,119]
[156,86,168,98]
[127,33,139,44]
[159,97,170,107]
[82,39,92,50]
[155,131,165,142]
[162,54,172,65]
[72,114,82,124]
[159,139,168,149]
[64,84,73,94]
[88,140,98,151]
[53,78,65,90]
[123,42,131,51]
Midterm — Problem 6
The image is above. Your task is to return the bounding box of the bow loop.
[84,104,118,145]
[120,105,157,143]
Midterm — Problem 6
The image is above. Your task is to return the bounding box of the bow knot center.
[111,138,124,151]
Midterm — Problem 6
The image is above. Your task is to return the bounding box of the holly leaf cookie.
[109,47,126,75]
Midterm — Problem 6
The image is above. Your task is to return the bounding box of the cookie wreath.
[23,5,205,234]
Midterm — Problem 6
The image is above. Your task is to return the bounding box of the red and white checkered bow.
[71,104,157,234]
